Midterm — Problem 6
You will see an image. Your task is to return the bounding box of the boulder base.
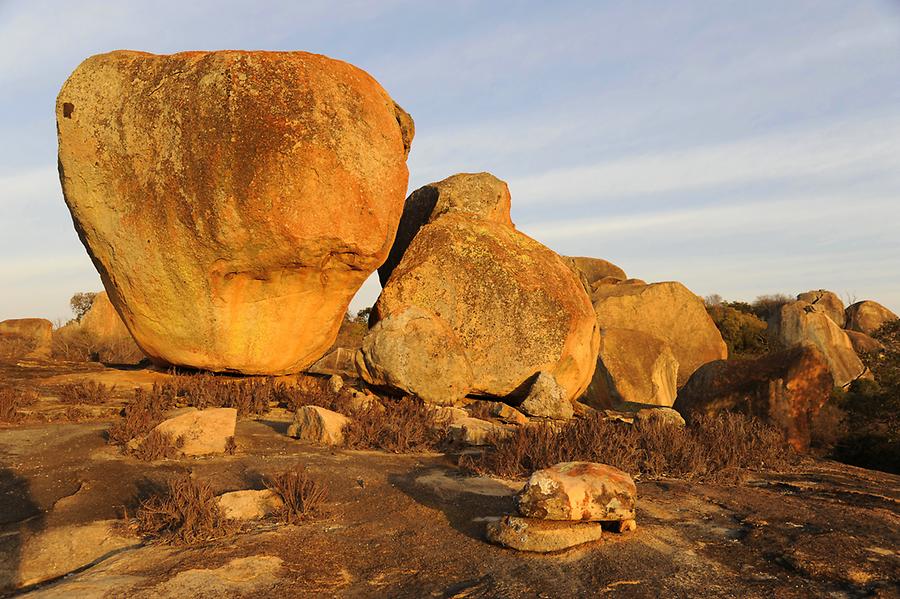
[486,516,603,552]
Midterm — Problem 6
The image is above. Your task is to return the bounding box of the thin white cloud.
[508,113,900,205]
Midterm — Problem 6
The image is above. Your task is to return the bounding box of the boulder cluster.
[45,49,899,452]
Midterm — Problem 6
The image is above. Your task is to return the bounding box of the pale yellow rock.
[216,489,283,520]
[448,417,512,445]
[13,520,139,589]
[592,281,727,386]
[359,173,599,405]
[287,405,350,445]
[0,318,52,359]
[769,301,866,388]
[57,50,413,374]
[583,328,679,409]
[152,407,237,455]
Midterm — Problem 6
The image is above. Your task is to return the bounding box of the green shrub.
[707,305,769,356]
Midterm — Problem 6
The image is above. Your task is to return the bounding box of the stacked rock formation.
[357,173,599,407]
[57,50,414,374]
[486,462,637,552]
[768,300,867,388]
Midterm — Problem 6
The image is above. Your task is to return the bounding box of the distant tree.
[704,294,723,307]
[69,292,97,322]
[751,293,793,321]
[354,307,372,324]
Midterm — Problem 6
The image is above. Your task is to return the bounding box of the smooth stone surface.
[517,462,637,522]
[486,515,603,552]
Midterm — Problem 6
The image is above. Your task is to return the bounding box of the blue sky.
[2,0,899,322]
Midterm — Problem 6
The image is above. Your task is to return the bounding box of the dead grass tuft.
[460,412,794,483]
[0,387,38,423]
[58,381,112,405]
[466,401,494,420]
[275,378,351,414]
[265,466,328,525]
[133,475,235,544]
[133,430,184,461]
[343,396,450,453]
[108,388,168,447]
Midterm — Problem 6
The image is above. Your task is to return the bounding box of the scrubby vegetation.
[819,320,900,473]
[51,328,145,364]
[344,396,450,453]
[69,291,97,322]
[265,465,329,524]
[133,475,235,544]
[0,386,38,423]
[58,381,112,405]
[706,304,769,356]
[461,412,794,483]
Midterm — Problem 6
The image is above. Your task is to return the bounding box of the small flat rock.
[486,515,603,552]
[519,372,574,420]
[216,489,284,520]
[518,461,636,522]
[448,417,512,445]
[635,407,685,427]
[287,405,350,445]
[152,407,236,455]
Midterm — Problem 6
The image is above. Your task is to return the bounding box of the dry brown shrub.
[265,466,328,525]
[343,396,449,453]
[133,430,184,461]
[157,373,275,417]
[108,388,168,446]
[225,436,237,455]
[51,326,144,364]
[133,475,235,544]
[466,401,494,420]
[461,412,794,483]
[274,378,350,414]
[0,387,38,423]
[58,381,112,405]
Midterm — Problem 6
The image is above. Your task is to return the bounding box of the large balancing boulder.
[769,301,866,388]
[57,50,414,374]
[591,282,728,387]
[358,173,599,405]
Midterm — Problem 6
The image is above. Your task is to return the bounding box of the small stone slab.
[287,405,350,445]
[153,407,237,455]
[486,515,602,552]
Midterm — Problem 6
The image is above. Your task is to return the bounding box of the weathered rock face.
[0,318,52,358]
[845,330,885,355]
[287,406,350,446]
[592,282,727,387]
[845,301,899,336]
[564,256,627,285]
[517,462,637,522]
[152,407,237,455]
[78,292,131,342]
[217,489,284,520]
[57,50,414,375]
[486,516,603,552]
[584,328,678,409]
[797,290,845,328]
[519,372,575,420]
[674,346,834,452]
[769,301,866,388]
[358,173,599,406]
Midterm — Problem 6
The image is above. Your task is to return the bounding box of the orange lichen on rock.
[56,50,413,374]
